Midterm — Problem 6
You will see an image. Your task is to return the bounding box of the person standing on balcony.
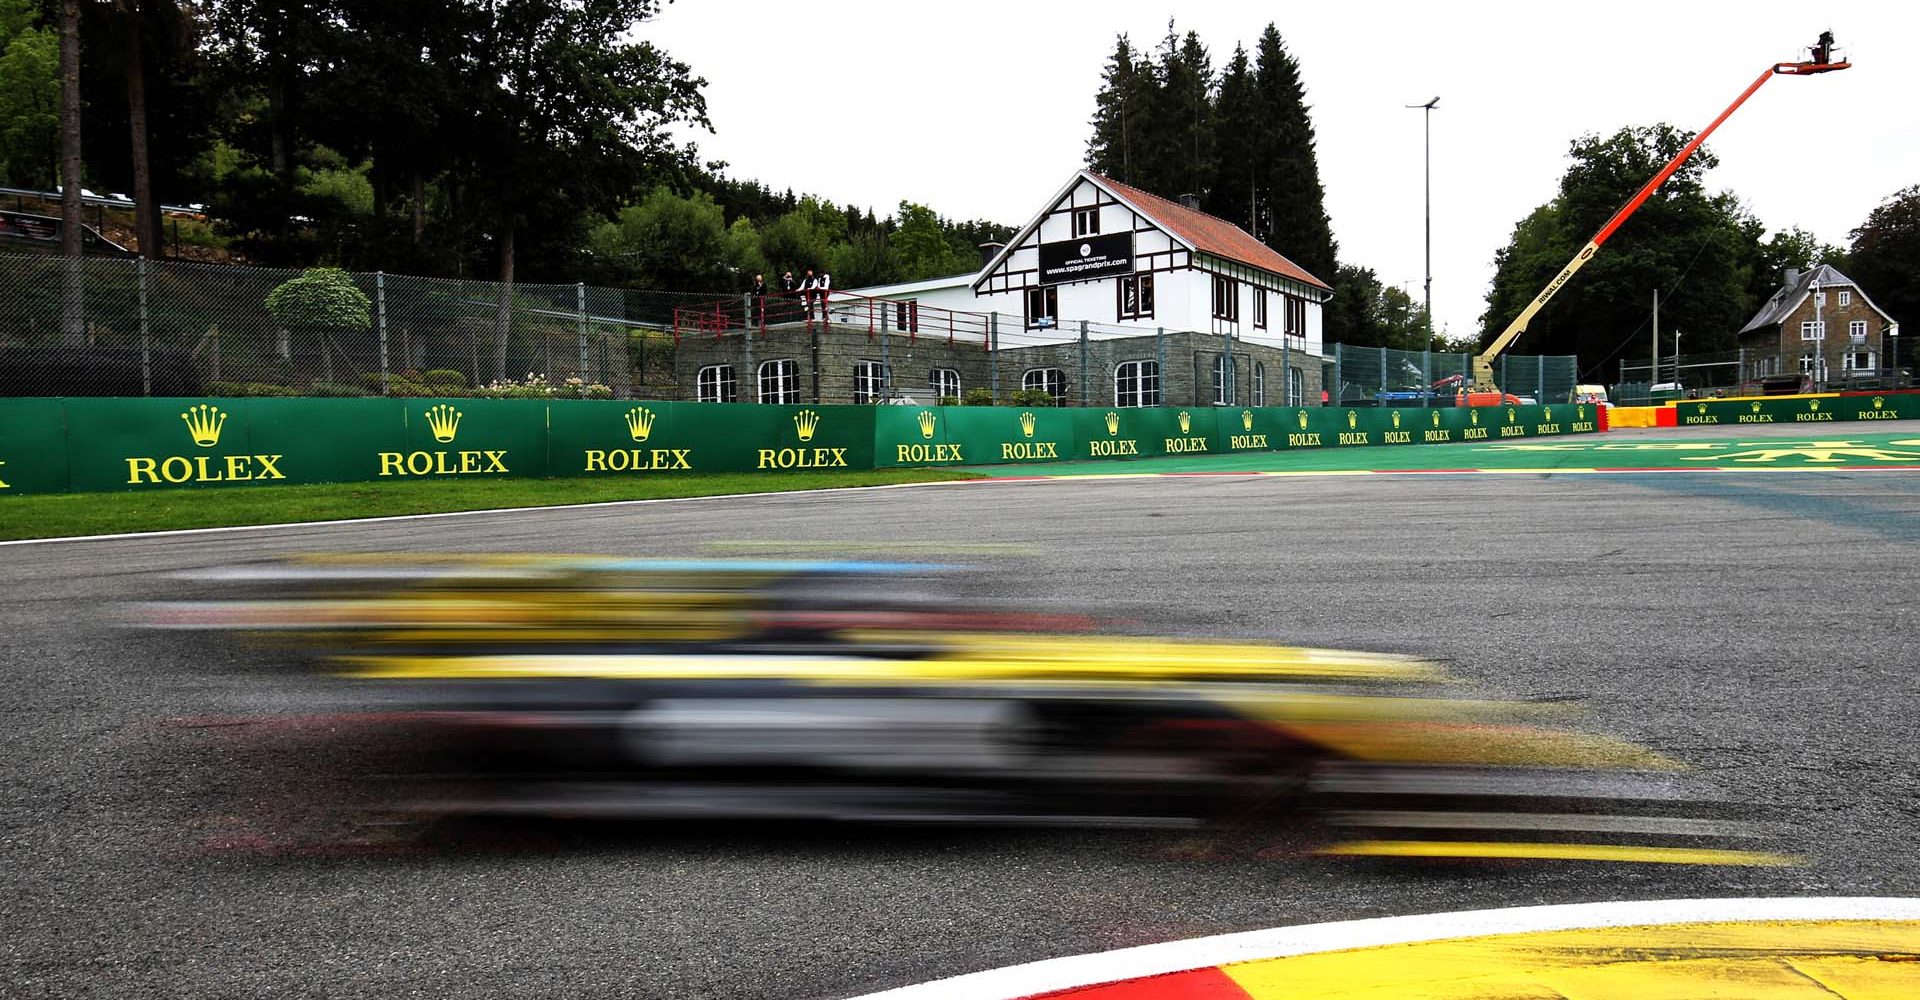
[751,273,767,326]
[780,270,798,323]
[815,269,832,321]
[801,268,819,321]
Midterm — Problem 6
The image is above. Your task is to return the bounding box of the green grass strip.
[0,469,981,541]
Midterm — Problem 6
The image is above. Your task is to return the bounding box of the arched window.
[929,368,960,401]
[759,359,799,404]
[697,365,737,403]
[1114,360,1160,407]
[1253,362,1266,406]
[1288,366,1305,406]
[1023,367,1066,404]
[853,361,890,403]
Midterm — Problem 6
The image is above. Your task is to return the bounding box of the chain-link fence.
[1614,347,1913,403]
[0,253,720,399]
[1324,343,1578,406]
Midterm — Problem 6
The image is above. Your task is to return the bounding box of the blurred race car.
[136,555,1784,864]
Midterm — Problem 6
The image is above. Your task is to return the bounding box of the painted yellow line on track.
[1223,919,1920,999]
[1319,839,1795,866]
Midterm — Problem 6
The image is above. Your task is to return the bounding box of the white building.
[851,169,1332,358]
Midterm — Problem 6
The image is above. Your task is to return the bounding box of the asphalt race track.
[6,421,1920,999]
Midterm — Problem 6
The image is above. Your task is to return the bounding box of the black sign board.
[1037,232,1135,285]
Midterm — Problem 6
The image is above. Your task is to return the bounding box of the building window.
[759,359,799,403]
[1023,367,1066,404]
[1845,351,1872,372]
[1114,360,1160,407]
[1801,320,1826,341]
[894,299,919,332]
[1253,362,1266,405]
[696,365,737,403]
[1284,294,1306,338]
[1850,320,1868,341]
[1025,286,1059,330]
[1117,273,1155,320]
[929,367,960,401]
[1287,366,1304,405]
[1252,289,1268,329]
[1800,353,1822,376]
[1815,290,1827,307]
[1839,290,1851,307]
[854,360,890,403]
[1211,355,1237,404]
[1072,206,1099,237]
[1211,274,1239,321]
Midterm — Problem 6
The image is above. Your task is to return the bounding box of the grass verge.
[0,469,982,541]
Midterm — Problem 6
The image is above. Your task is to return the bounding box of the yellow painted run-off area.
[1223,919,1920,999]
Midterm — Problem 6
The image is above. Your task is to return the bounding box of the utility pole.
[1651,289,1660,390]
[1407,97,1439,344]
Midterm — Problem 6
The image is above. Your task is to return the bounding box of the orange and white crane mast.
[1467,32,1852,398]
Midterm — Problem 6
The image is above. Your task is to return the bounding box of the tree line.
[0,0,1010,292]
[1086,20,1436,353]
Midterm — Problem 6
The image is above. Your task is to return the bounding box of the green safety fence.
[0,398,1601,494]
[1674,393,1920,427]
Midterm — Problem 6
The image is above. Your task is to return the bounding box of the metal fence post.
[989,314,999,402]
[1538,355,1546,401]
[1156,326,1167,406]
[576,283,588,384]
[1281,329,1290,405]
[1078,319,1089,407]
[376,271,389,395]
[743,313,755,403]
[1500,354,1509,395]
[1420,349,1431,407]
[1378,347,1387,401]
[137,257,150,396]
[1332,343,1343,407]
[881,321,891,400]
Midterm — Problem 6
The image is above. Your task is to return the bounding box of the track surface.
[7,421,1920,999]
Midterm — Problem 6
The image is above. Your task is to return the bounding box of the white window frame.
[1850,320,1868,341]
[1253,361,1266,406]
[758,358,799,404]
[1839,290,1851,307]
[1113,359,1161,408]
[854,360,890,404]
[1252,289,1268,330]
[1211,274,1239,321]
[929,367,960,401]
[1072,206,1099,237]
[1815,290,1827,307]
[894,299,919,333]
[1211,355,1235,405]
[1287,366,1304,406]
[1023,367,1066,404]
[1801,320,1826,341]
[696,364,737,403]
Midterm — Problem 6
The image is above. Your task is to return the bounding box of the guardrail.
[672,290,993,349]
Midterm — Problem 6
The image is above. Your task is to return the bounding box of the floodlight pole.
[1407,96,1439,343]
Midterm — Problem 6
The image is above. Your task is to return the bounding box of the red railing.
[672,289,993,350]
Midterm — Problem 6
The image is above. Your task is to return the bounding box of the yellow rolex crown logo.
[794,409,820,442]
[1578,405,1587,419]
[1242,409,1254,431]
[1297,410,1308,430]
[1544,407,1552,420]
[1697,403,1708,414]
[916,410,936,439]
[425,403,462,443]
[1507,407,1516,422]
[1873,396,1886,409]
[1432,411,1441,426]
[1347,410,1357,429]
[1177,411,1192,433]
[625,406,656,442]
[1471,410,1480,425]
[1018,411,1037,438]
[1810,399,1821,411]
[1104,411,1120,436]
[1391,410,1401,428]
[1751,401,1763,413]
[180,403,227,447]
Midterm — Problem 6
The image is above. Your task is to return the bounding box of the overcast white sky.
[642,1,1917,338]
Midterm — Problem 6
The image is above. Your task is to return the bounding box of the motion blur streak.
[132,554,1781,862]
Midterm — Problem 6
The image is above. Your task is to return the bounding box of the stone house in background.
[1738,264,1902,384]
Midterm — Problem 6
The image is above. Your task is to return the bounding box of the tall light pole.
[1407,97,1439,345]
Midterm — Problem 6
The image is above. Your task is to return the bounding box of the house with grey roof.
[1738,264,1901,386]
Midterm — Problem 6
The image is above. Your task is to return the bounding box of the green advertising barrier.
[0,397,1608,494]
[1676,393,1920,428]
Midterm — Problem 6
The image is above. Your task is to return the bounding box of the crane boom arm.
[1470,56,1846,392]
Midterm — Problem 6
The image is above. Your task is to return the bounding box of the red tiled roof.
[1089,172,1331,291]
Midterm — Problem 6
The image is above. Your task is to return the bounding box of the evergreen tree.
[1207,44,1258,231]
[1250,24,1336,285]
[1085,34,1145,184]
[1164,30,1214,200]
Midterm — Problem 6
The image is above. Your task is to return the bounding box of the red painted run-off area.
[1034,967,1249,999]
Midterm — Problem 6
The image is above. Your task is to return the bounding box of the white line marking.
[0,480,973,547]
[846,896,1920,1000]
